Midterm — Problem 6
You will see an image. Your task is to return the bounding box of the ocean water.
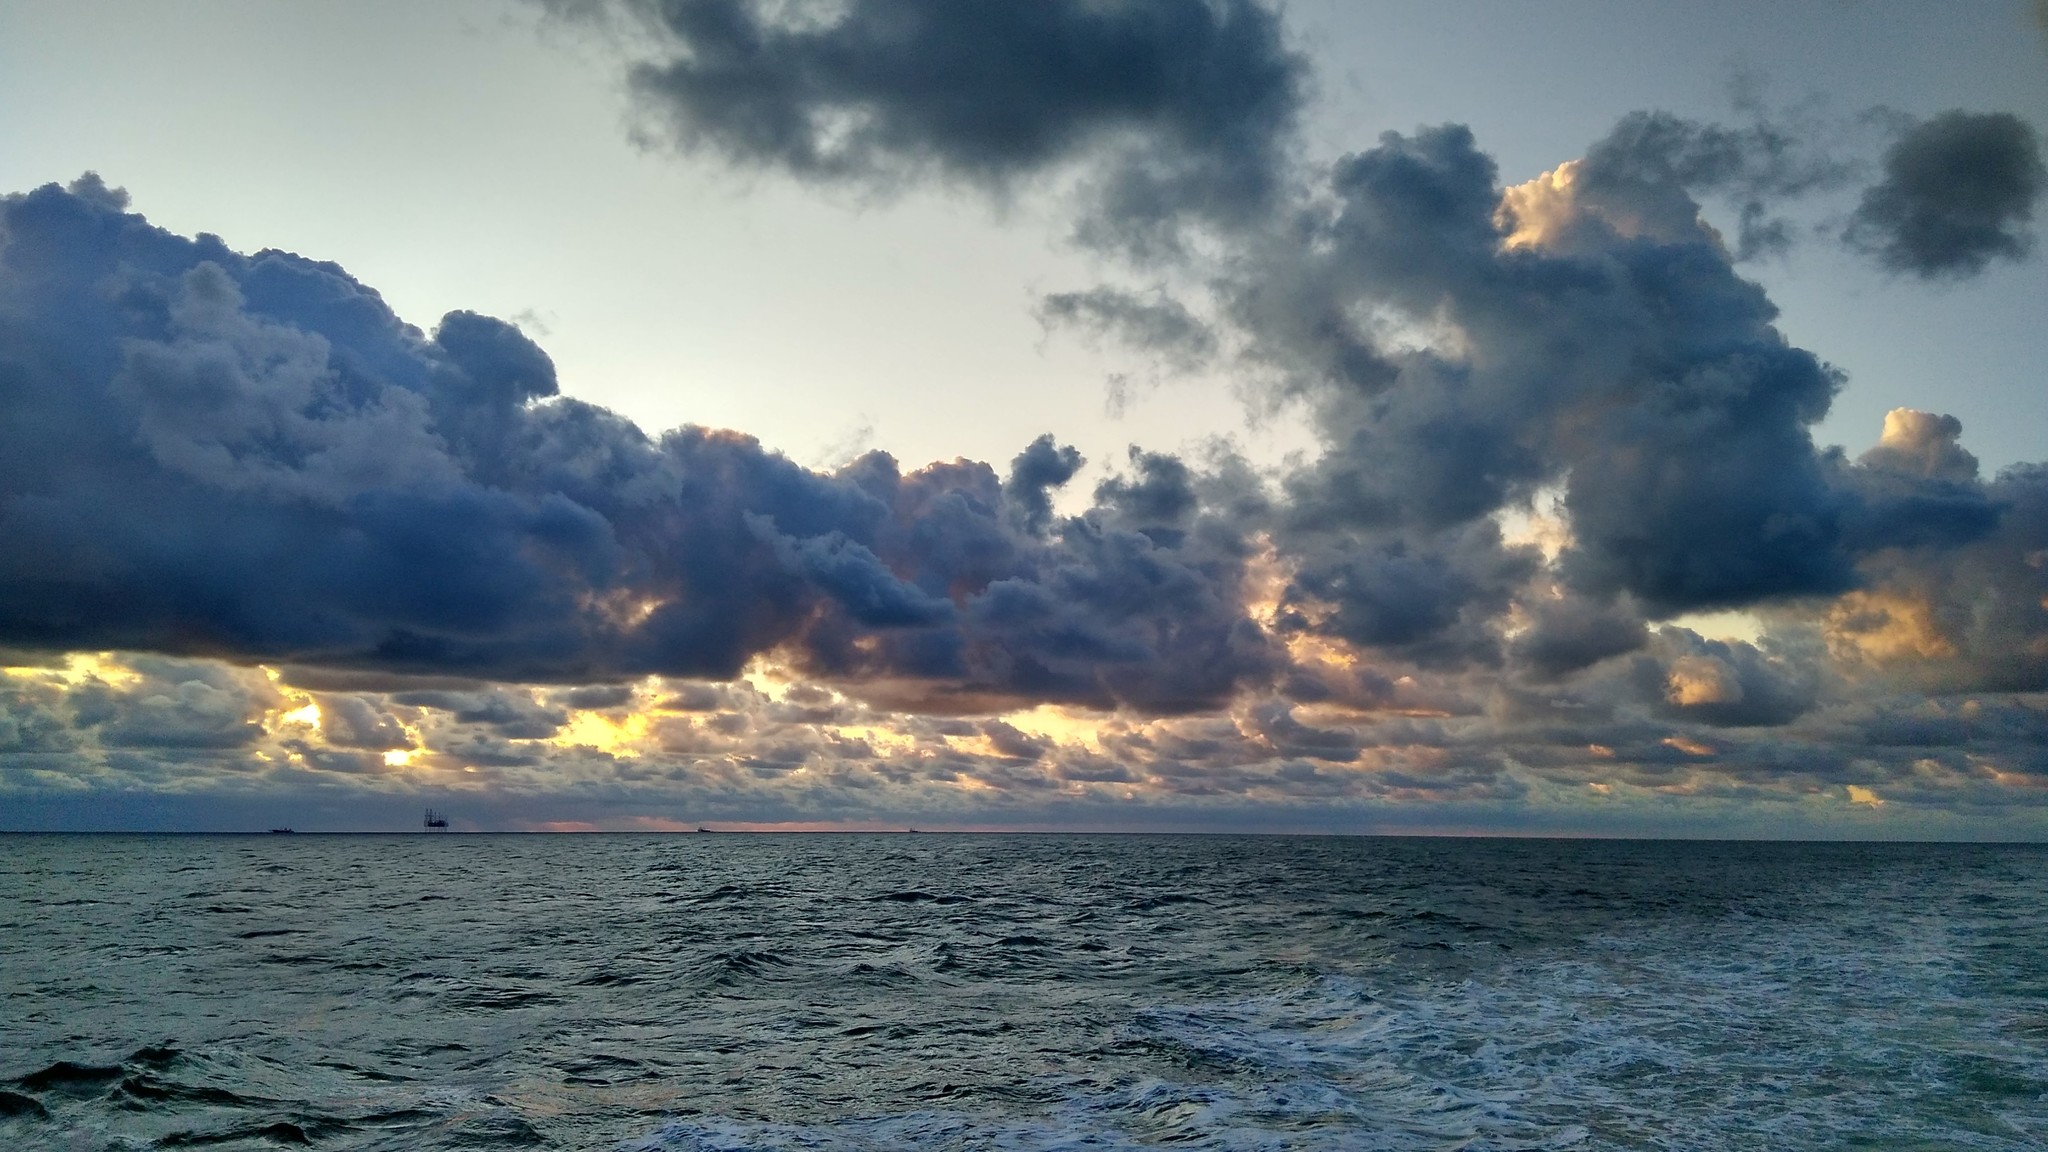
[3,835,2045,1151]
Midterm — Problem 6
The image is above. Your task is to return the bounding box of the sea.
[3,834,2046,1151]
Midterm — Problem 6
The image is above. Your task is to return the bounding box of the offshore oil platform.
[423,808,450,831]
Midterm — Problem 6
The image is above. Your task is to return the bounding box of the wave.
[11,838,2047,1151]
[624,881,2048,1152]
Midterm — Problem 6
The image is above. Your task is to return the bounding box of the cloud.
[1184,112,2015,663]
[1035,286,1219,373]
[1857,408,1980,483]
[1220,120,1865,639]
[68,657,281,751]
[1002,434,1084,536]
[0,679,76,755]
[563,0,1306,256]
[316,694,415,751]
[1570,109,1854,260]
[0,131,2019,757]
[1492,105,2046,279]
[5,53,2048,832]
[559,683,636,710]
[1510,596,1648,681]
[544,0,2037,720]
[1832,462,2048,693]
[1643,628,1818,728]
[0,176,1279,715]
[1845,111,2046,279]
[4,603,2045,833]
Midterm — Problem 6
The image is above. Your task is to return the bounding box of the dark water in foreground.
[3,835,2046,1151]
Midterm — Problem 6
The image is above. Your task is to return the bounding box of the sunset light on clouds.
[2,0,2046,837]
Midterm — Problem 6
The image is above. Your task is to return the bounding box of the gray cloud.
[1191,116,2011,658]
[2,101,2030,748]
[572,0,1306,257]
[1838,462,2048,693]
[0,177,1278,715]
[542,0,2040,708]
[1511,597,1648,682]
[6,10,2048,834]
[1575,108,1855,261]
[4,619,2046,833]
[317,695,414,751]
[69,658,280,751]
[559,683,637,710]
[391,689,570,739]
[1210,121,1869,657]
[0,680,76,755]
[1640,628,1820,729]
[1845,111,2046,279]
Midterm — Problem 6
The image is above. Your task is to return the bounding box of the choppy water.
[3,835,2045,1151]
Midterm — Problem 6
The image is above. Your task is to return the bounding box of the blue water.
[3,835,2045,1150]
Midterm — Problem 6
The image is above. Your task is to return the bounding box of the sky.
[1,0,2045,836]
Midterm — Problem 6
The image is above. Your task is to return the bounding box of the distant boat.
[268,827,295,834]
[424,808,450,831]
[697,827,715,833]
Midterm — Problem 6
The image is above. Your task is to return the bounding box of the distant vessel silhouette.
[424,808,450,831]
[268,827,295,834]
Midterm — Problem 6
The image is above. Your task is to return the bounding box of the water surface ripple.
[3,835,2044,1149]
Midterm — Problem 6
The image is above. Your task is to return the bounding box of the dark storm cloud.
[509,0,2048,830]
[1839,462,2048,693]
[1277,521,1536,668]
[0,177,1276,714]
[796,448,1279,714]
[1190,119,1860,663]
[1846,111,2046,279]
[1093,448,1199,541]
[570,0,1305,256]
[1204,118,2010,655]
[559,683,637,710]
[8,12,2048,840]
[548,0,2039,700]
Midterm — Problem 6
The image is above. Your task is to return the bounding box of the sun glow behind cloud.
[1,624,2044,834]
[1496,160,1587,251]
[0,1,2044,836]
[553,709,656,759]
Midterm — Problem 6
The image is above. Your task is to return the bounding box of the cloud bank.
[4,1,2046,833]
[0,175,1280,718]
